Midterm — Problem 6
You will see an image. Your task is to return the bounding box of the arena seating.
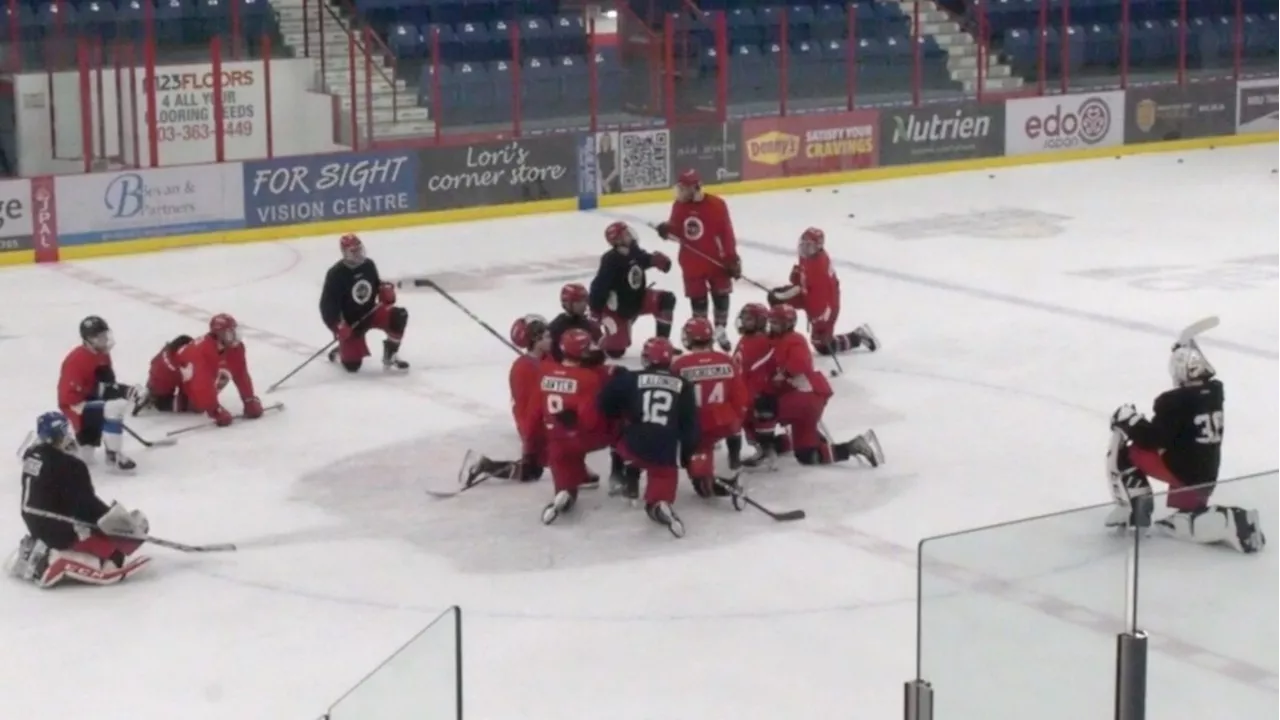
[940,0,1277,81]
[2,0,1274,132]
[1,0,277,63]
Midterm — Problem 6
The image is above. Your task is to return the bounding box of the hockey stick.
[123,423,177,448]
[1176,316,1219,347]
[636,220,773,293]
[23,507,237,552]
[426,450,494,498]
[713,479,807,522]
[266,306,380,394]
[164,402,285,438]
[420,278,522,355]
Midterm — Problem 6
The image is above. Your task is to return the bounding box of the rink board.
[3,129,1276,267]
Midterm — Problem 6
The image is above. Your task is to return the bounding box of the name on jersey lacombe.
[249,156,413,224]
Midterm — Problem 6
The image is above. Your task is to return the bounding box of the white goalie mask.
[1169,344,1214,386]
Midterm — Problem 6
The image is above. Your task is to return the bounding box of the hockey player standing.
[1107,340,1265,553]
[319,233,410,372]
[599,337,700,537]
[57,316,143,472]
[656,169,741,351]
[767,227,878,356]
[588,221,677,358]
[7,412,151,588]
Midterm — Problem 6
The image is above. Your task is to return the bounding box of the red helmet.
[604,221,637,248]
[641,336,676,369]
[799,227,825,258]
[681,316,714,350]
[560,283,589,314]
[510,314,548,350]
[736,303,770,335]
[339,233,365,264]
[768,304,797,335]
[209,313,240,346]
[559,328,595,361]
[675,168,702,202]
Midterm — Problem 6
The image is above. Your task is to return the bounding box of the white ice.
[0,146,1276,720]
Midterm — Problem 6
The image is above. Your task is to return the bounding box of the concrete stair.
[892,0,1023,94]
[269,0,434,140]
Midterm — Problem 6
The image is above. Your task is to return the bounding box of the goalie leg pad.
[1157,507,1266,554]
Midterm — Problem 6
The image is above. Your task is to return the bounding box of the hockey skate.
[609,466,641,502]
[853,324,879,352]
[740,443,778,472]
[541,490,577,525]
[714,326,731,353]
[841,430,884,467]
[382,340,409,371]
[6,536,48,582]
[646,501,685,538]
[106,449,136,473]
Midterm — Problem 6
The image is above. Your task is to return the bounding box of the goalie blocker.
[1105,319,1265,554]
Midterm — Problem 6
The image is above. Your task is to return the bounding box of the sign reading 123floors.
[139,62,264,165]
[53,165,245,245]
[242,150,420,228]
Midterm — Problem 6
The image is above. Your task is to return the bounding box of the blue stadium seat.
[388,22,422,58]
[517,15,552,57]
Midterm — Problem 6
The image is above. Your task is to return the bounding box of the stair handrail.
[329,0,401,125]
[618,1,659,42]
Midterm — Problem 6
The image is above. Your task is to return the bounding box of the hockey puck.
[829,370,840,378]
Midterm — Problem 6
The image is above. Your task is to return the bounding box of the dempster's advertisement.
[742,111,880,180]
[54,165,245,245]
[243,150,419,228]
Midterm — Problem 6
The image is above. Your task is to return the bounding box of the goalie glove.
[98,502,149,538]
[1110,403,1143,434]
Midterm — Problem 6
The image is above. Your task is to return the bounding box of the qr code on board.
[619,130,671,192]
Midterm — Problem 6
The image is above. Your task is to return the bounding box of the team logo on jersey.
[352,279,374,304]
[626,264,644,289]
[683,217,704,241]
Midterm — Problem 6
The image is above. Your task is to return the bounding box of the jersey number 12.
[642,389,674,426]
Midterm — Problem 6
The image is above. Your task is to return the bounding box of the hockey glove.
[650,251,672,273]
[378,281,397,305]
[655,221,673,240]
[1110,403,1142,433]
[242,396,264,419]
[334,323,354,342]
[210,405,234,427]
[725,256,742,279]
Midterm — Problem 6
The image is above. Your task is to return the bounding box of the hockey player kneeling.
[7,412,150,588]
[1107,342,1265,554]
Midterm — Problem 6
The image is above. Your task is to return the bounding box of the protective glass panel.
[1135,471,1279,719]
[326,605,462,720]
[917,502,1129,720]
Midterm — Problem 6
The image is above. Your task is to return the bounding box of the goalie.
[1106,332,1265,554]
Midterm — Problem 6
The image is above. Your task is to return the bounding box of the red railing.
[3,0,1269,168]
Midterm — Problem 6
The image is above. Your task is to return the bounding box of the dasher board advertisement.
[1005,91,1125,155]
[742,111,880,180]
[243,150,420,228]
[1236,78,1278,133]
[55,165,245,245]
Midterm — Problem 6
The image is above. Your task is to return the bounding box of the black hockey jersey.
[588,246,660,320]
[320,258,382,330]
[20,444,110,550]
[1127,379,1224,486]
[547,311,601,362]
[598,367,699,466]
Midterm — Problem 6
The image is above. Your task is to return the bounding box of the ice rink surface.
[0,145,1276,720]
